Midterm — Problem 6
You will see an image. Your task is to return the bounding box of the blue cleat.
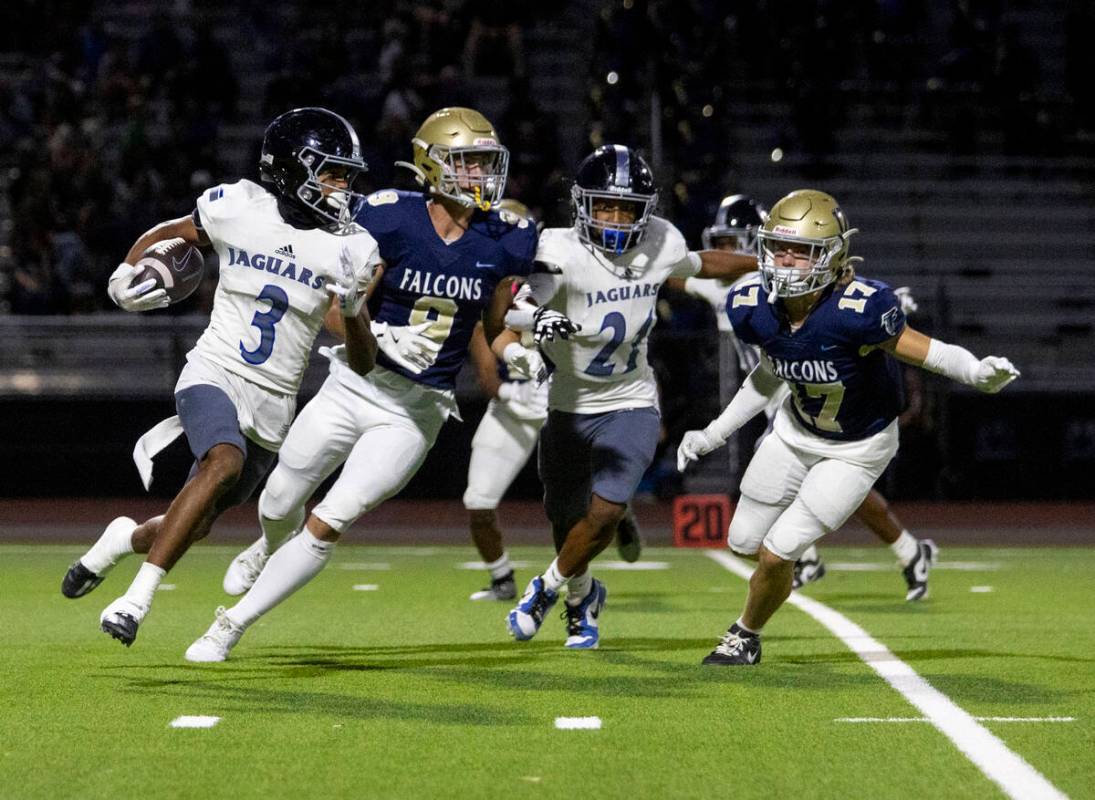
[563,579,607,649]
[506,576,558,641]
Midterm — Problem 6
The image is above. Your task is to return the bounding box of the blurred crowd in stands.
[0,0,1091,316]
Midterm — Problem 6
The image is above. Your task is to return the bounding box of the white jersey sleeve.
[191,179,382,395]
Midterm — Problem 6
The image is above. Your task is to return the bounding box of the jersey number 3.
[585,312,654,377]
[240,284,289,365]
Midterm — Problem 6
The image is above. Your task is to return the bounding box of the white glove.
[894,286,919,315]
[371,321,441,374]
[107,262,168,312]
[676,428,725,472]
[532,307,581,345]
[325,244,371,317]
[502,341,547,384]
[497,380,548,419]
[971,356,1020,394]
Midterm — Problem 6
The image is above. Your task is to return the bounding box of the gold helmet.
[395,107,509,210]
[756,189,861,299]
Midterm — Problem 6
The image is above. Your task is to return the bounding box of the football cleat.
[100,597,147,647]
[185,607,245,663]
[506,576,558,641]
[903,539,939,602]
[563,579,607,649]
[223,537,269,596]
[792,555,827,590]
[615,508,642,563]
[702,623,761,666]
[470,571,517,601]
[61,560,105,599]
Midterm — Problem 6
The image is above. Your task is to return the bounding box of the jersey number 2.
[239,284,289,365]
[585,312,654,377]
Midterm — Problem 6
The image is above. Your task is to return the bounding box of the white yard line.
[554,716,601,730]
[169,715,220,729]
[836,717,1076,724]
[706,550,1068,800]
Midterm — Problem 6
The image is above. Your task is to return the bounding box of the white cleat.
[223,537,269,596]
[185,607,245,663]
[100,596,148,647]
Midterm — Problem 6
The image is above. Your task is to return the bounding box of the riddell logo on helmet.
[773,225,798,235]
[473,137,497,146]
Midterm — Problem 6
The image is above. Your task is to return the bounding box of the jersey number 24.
[584,312,654,377]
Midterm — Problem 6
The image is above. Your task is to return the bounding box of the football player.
[185,108,542,662]
[671,194,938,601]
[462,200,642,603]
[60,108,382,648]
[495,145,758,649]
[677,189,1019,665]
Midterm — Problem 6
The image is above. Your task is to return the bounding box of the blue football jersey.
[356,190,537,389]
[727,277,907,441]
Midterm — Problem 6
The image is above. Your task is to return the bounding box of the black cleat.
[903,539,938,601]
[615,507,642,563]
[470,571,517,601]
[702,623,761,666]
[61,560,105,599]
[792,556,826,590]
[101,613,140,647]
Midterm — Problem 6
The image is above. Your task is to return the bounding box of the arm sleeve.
[922,338,980,385]
[703,355,783,442]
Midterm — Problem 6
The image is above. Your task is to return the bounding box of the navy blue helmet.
[571,144,658,255]
[260,107,368,228]
[702,194,768,253]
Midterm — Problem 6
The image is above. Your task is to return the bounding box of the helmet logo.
[773,225,797,236]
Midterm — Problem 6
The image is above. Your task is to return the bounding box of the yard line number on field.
[706,551,1068,800]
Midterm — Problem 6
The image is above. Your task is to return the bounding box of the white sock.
[82,517,137,575]
[541,558,567,592]
[735,616,761,636]
[260,505,305,552]
[226,529,335,629]
[123,562,166,611]
[485,551,512,581]
[799,545,819,563]
[890,530,918,567]
[566,570,592,605]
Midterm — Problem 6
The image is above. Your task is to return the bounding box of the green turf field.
[2,544,1092,799]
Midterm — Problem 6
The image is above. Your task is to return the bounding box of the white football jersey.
[192,180,381,394]
[526,217,699,413]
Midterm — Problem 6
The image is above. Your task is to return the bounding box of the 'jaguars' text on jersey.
[727,276,906,440]
[193,179,381,395]
[357,190,537,389]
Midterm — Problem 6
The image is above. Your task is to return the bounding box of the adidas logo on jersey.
[274,244,295,258]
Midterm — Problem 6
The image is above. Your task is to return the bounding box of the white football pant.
[462,399,545,511]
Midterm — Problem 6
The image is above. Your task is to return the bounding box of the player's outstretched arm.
[469,322,503,398]
[882,325,1020,394]
[676,359,783,472]
[109,214,211,312]
[692,250,757,282]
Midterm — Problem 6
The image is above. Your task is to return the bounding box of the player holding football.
[677,189,1020,665]
[672,194,938,601]
[497,145,757,649]
[185,108,556,662]
[60,108,383,648]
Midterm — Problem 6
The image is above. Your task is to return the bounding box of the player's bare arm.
[123,214,211,265]
[469,322,503,398]
[881,325,1020,393]
[692,248,757,282]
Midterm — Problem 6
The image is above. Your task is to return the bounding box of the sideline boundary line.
[706,550,1067,800]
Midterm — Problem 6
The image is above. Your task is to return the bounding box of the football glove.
[325,244,372,317]
[972,356,1020,394]
[532,307,581,345]
[676,429,725,472]
[107,262,169,312]
[496,380,548,420]
[894,286,919,315]
[502,342,548,384]
[371,321,441,374]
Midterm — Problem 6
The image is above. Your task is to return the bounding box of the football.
[131,238,205,305]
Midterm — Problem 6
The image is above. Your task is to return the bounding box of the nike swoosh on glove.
[107,263,169,312]
[676,429,724,472]
[972,356,1020,394]
[372,321,442,374]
